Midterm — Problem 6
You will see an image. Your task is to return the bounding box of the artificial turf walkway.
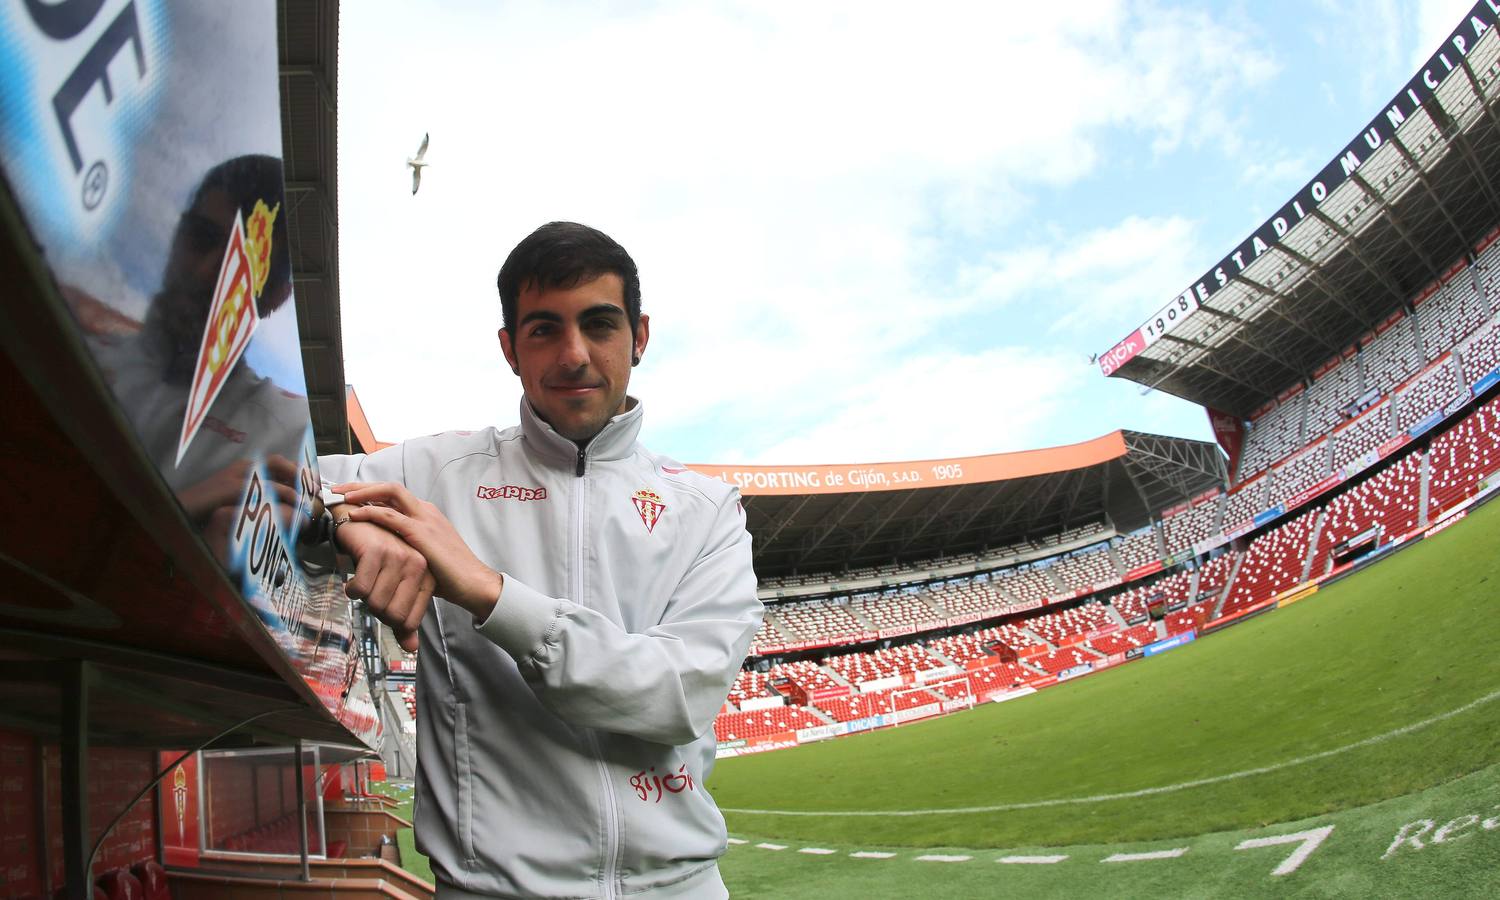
[709,496,1500,895]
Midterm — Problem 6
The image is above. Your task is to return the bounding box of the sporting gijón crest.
[632,489,666,533]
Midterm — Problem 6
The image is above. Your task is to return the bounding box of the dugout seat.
[95,869,143,900]
[128,861,169,900]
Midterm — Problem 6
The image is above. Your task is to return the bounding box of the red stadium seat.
[128,862,169,900]
[94,869,143,900]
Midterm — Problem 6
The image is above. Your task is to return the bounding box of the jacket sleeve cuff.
[473,574,560,661]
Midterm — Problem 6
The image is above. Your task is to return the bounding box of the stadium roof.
[1102,3,1500,418]
[690,431,1225,577]
[278,0,348,453]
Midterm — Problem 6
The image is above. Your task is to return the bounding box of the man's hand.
[333,482,502,621]
[333,513,435,652]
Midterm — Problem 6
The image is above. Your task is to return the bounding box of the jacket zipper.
[574,446,621,899]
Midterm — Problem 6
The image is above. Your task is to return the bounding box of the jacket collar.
[519,396,644,469]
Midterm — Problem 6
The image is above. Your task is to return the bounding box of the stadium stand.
[769,659,848,699]
[1161,493,1222,555]
[727,669,774,707]
[927,631,1006,665]
[849,593,945,636]
[1194,553,1236,600]
[1030,646,1104,675]
[1048,544,1122,592]
[1416,273,1490,359]
[1086,623,1158,656]
[1110,568,1194,620]
[771,600,869,647]
[1220,510,1319,615]
[1269,439,1330,508]
[1222,475,1269,529]
[1113,525,1161,571]
[1394,355,1466,434]
[1237,393,1306,481]
[1361,316,1426,397]
[1163,602,1212,636]
[1303,353,1366,438]
[714,706,826,742]
[1428,392,1500,516]
[1307,452,1422,577]
[1025,603,1117,645]
[1331,400,1394,471]
[998,564,1063,604]
[1459,316,1500,385]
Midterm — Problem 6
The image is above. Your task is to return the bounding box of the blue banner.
[1253,505,1285,528]
[1471,368,1500,397]
[1144,631,1197,657]
[1408,410,1444,438]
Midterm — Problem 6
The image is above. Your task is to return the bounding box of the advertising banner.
[1057,663,1094,682]
[1287,474,1344,510]
[1193,533,1229,556]
[1099,0,1500,376]
[1125,560,1165,581]
[739,696,785,712]
[916,665,962,682]
[1208,408,1245,476]
[1253,506,1286,529]
[1143,631,1197,657]
[688,432,1128,496]
[1408,410,1445,439]
[893,702,944,724]
[1472,368,1500,396]
[0,3,375,747]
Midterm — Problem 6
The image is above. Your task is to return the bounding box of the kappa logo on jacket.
[632,489,666,533]
[476,484,547,502]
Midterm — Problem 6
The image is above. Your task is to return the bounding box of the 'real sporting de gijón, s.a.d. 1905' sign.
[0,1,379,747]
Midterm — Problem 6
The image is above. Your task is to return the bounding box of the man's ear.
[632,313,650,367]
[498,327,520,376]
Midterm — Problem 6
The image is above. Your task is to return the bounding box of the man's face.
[499,273,649,443]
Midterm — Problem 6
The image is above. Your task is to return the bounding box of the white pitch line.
[1104,848,1189,862]
[916,854,972,862]
[722,687,1500,818]
[998,855,1068,864]
[755,843,787,850]
[849,851,896,859]
[798,847,837,855]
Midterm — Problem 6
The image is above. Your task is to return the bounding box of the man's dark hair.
[497,222,641,334]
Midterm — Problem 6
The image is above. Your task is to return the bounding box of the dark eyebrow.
[519,310,563,327]
[520,304,626,327]
[579,304,626,321]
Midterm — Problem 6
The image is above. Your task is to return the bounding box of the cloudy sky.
[335,0,1474,465]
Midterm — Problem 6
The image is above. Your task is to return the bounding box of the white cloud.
[336,1,1280,459]
[952,215,1204,337]
[1410,0,1485,70]
[748,347,1088,464]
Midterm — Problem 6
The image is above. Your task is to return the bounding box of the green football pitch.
[708,498,1500,898]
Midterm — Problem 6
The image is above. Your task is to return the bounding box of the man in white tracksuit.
[319,222,762,898]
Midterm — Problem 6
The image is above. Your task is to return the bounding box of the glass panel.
[201,745,324,856]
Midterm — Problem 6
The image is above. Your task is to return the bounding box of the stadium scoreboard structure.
[1102,0,1500,417]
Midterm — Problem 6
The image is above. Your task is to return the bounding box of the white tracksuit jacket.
[319,399,762,899]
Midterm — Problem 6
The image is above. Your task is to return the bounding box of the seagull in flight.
[408,132,430,195]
